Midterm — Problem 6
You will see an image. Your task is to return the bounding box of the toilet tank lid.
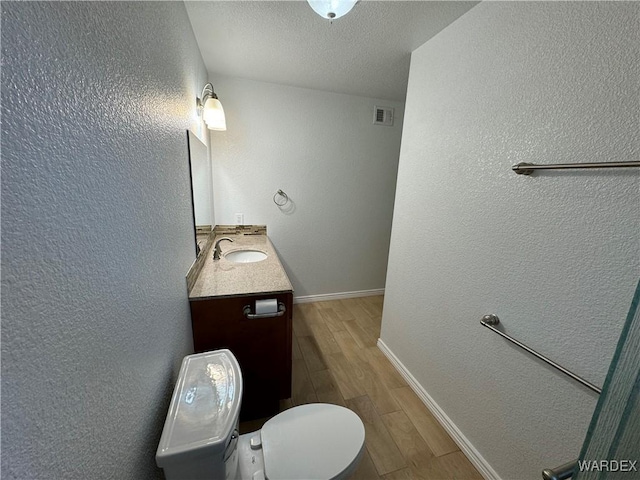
[156,350,242,467]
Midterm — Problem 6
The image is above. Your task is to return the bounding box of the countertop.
[188,234,293,300]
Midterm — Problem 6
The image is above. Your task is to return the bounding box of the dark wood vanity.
[190,291,293,421]
[187,230,294,421]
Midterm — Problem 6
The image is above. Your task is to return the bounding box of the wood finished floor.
[239,296,483,480]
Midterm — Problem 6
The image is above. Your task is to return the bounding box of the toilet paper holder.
[243,302,286,319]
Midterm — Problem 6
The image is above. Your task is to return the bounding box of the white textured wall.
[210,77,404,297]
[381,2,639,479]
[1,3,207,478]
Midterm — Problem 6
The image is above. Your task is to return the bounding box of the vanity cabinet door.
[189,292,293,421]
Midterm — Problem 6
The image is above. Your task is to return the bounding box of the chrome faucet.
[213,237,234,260]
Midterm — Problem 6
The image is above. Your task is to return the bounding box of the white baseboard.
[294,289,384,304]
[377,339,501,480]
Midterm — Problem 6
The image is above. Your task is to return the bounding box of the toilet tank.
[156,349,243,480]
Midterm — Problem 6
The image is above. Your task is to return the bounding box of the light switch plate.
[235,213,244,225]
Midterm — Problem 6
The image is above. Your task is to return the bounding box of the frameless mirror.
[187,130,214,258]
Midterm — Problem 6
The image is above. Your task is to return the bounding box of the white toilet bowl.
[156,349,365,480]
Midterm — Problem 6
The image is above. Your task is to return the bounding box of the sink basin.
[224,249,268,263]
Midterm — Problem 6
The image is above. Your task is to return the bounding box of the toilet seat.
[260,403,365,480]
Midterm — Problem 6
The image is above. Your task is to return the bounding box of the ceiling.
[185,1,479,101]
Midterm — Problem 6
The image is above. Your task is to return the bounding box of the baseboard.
[377,339,501,480]
[294,289,384,304]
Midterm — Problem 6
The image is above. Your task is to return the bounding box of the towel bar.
[512,161,640,175]
[480,314,601,394]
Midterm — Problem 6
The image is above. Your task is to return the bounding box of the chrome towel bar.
[512,161,640,175]
[542,460,577,480]
[480,314,602,394]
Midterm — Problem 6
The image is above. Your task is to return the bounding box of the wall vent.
[373,106,394,126]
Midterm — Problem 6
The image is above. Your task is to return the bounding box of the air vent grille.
[373,106,394,126]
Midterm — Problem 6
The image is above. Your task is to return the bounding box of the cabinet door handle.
[243,302,286,319]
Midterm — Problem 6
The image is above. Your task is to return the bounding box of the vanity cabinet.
[189,291,293,421]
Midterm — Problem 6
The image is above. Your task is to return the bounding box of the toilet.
[156,349,366,480]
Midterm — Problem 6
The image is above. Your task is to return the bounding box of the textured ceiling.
[185,1,479,101]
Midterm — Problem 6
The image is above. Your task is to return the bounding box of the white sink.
[224,250,268,263]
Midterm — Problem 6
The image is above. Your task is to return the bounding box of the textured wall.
[381,2,639,479]
[210,76,404,297]
[1,3,207,478]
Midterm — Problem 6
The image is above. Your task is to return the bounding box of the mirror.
[187,130,214,258]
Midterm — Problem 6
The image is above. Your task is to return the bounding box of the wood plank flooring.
[239,296,483,480]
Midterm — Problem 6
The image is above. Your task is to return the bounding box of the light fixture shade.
[307,0,357,20]
[202,97,227,131]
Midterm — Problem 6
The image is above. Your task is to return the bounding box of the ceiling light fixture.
[197,83,226,131]
[307,0,358,20]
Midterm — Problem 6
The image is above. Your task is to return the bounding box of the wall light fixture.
[197,83,226,131]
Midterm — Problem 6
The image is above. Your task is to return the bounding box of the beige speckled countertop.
[189,234,293,300]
